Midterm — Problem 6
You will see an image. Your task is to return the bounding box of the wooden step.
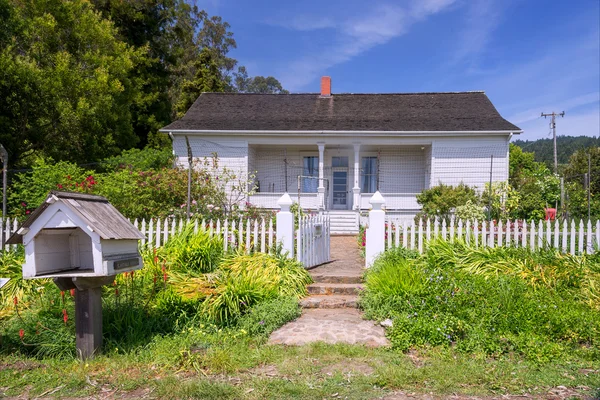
[307,283,363,295]
[300,295,359,309]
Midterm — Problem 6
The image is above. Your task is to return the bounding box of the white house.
[160,77,521,233]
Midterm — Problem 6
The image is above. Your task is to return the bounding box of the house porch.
[247,144,431,213]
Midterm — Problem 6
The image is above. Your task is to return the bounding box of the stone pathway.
[268,308,389,346]
[268,235,390,347]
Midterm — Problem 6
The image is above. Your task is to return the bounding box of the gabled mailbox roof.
[7,191,144,244]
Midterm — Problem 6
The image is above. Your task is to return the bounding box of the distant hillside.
[512,136,600,166]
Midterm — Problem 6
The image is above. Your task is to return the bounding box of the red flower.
[19,329,24,340]
[25,210,30,215]
[115,288,119,296]
[163,272,168,282]
[63,309,68,324]
[57,184,63,189]
[13,296,17,305]
[61,291,65,301]
[70,289,75,296]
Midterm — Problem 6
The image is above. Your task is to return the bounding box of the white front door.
[331,156,349,210]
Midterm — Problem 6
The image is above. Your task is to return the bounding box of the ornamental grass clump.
[202,252,312,325]
[361,240,600,363]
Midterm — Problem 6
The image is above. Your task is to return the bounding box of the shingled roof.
[7,191,144,245]
[161,91,521,132]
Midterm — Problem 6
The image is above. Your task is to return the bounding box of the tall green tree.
[91,1,238,147]
[175,48,224,117]
[233,66,289,94]
[0,0,142,166]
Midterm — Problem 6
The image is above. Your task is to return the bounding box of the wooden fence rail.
[385,218,600,255]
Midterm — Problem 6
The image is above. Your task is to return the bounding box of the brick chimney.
[320,76,331,96]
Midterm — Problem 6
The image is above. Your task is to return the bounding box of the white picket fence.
[2,214,332,268]
[384,217,600,255]
[297,214,331,268]
[132,217,276,254]
[1,218,19,251]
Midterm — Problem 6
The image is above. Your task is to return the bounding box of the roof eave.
[161,129,523,135]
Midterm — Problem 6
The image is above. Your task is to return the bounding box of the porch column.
[317,143,325,210]
[353,143,361,210]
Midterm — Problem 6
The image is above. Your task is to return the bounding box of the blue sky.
[199,0,599,140]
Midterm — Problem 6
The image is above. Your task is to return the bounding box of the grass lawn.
[0,337,598,399]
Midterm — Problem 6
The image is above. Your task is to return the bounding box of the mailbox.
[7,191,145,359]
[7,191,144,279]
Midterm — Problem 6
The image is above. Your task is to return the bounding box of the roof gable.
[161,92,521,133]
[7,191,143,245]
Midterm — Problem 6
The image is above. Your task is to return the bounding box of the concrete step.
[307,282,364,295]
[311,273,362,284]
[300,295,359,309]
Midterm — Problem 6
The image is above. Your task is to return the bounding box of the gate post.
[277,193,294,258]
[366,191,385,268]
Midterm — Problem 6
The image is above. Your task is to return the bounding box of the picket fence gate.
[296,214,330,268]
[384,217,600,255]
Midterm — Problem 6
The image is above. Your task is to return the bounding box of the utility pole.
[541,111,565,173]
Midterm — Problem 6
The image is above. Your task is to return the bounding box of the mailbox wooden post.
[7,191,144,359]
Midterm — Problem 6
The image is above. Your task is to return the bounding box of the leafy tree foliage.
[563,147,600,220]
[0,0,142,166]
[175,48,225,117]
[508,144,560,219]
[233,66,289,94]
[513,136,600,168]
[1,0,289,167]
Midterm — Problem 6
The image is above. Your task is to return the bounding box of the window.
[302,156,318,193]
[361,156,378,193]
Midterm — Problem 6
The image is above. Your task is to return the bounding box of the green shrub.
[236,296,300,338]
[99,147,173,172]
[162,224,224,273]
[365,250,425,297]
[361,241,600,362]
[416,183,480,220]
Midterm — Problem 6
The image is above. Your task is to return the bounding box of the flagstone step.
[310,273,362,284]
[300,295,359,309]
[307,282,364,295]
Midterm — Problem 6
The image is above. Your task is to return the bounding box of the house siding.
[431,136,509,191]
[173,136,249,208]
[378,146,427,194]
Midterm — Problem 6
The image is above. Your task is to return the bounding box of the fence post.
[276,193,294,258]
[366,191,385,268]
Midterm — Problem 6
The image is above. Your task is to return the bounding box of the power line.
[541,111,565,173]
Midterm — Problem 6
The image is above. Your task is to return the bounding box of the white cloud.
[509,92,600,126]
[517,107,600,140]
[278,16,336,31]
[451,0,505,65]
[278,1,457,91]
